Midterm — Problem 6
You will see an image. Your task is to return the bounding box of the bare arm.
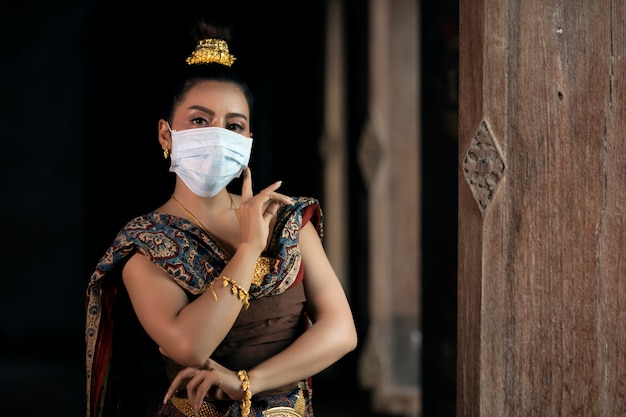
[245,221,358,394]
[122,240,260,367]
[122,168,292,367]
[161,219,358,413]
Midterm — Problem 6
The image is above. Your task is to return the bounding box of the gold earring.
[163,148,170,159]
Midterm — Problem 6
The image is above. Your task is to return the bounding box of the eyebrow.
[187,105,248,121]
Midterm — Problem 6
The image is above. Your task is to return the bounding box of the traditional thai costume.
[86,197,322,417]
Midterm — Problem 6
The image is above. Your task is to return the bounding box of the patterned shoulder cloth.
[85,197,322,417]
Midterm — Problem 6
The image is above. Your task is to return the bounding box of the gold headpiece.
[186,38,236,66]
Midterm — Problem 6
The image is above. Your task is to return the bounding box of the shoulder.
[120,212,166,233]
[116,212,221,293]
[281,196,320,212]
[107,212,195,267]
[278,197,322,221]
[95,213,172,267]
[117,212,191,242]
[277,196,324,237]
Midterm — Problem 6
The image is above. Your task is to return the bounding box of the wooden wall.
[458,0,626,415]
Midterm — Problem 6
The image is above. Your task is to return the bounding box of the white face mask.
[169,126,252,197]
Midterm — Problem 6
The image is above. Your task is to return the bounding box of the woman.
[85,20,357,417]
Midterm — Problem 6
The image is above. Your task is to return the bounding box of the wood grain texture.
[458,0,626,415]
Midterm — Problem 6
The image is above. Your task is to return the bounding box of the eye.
[191,117,210,126]
[226,123,245,133]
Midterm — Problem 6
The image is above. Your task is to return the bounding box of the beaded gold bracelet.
[208,276,250,309]
[237,370,252,417]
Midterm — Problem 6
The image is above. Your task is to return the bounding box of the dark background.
[0,1,457,416]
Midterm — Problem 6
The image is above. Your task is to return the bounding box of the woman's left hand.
[238,167,293,253]
[162,359,246,415]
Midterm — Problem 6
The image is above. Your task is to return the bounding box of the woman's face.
[170,80,251,137]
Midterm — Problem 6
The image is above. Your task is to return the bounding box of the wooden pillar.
[458,0,626,415]
[357,0,421,415]
[321,0,349,290]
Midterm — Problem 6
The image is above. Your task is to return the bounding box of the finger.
[206,384,223,401]
[163,368,196,403]
[212,386,229,401]
[190,376,222,413]
[264,199,284,221]
[195,378,221,406]
[241,167,253,201]
[257,181,295,205]
[265,191,294,206]
[186,375,205,413]
[261,180,283,195]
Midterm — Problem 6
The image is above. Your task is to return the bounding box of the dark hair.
[160,20,254,123]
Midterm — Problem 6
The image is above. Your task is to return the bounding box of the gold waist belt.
[169,387,305,417]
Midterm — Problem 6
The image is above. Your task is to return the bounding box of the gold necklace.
[228,192,241,223]
[170,193,239,253]
[171,193,271,285]
[170,194,213,237]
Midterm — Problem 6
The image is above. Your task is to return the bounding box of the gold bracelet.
[208,276,250,309]
[237,370,252,417]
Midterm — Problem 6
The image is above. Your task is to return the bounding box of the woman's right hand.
[237,167,293,252]
[162,359,247,416]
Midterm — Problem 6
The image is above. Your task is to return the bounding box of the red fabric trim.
[290,204,322,288]
[301,204,322,236]
[90,282,117,417]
